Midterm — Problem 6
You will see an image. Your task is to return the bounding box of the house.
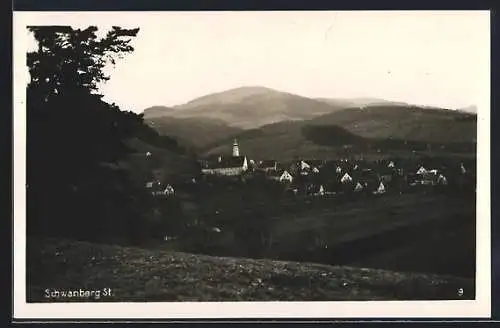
[437,174,448,185]
[267,169,292,183]
[460,162,467,174]
[147,180,174,197]
[310,184,325,196]
[317,185,325,196]
[164,184,175,196]
[279,170,294,183]
[305,183,326,196]
[201,139,249,176]
[258,160,279,172]
[354,182,364,192]
[146,180,165,193]
[388,161,395,168]
[411,169,440,186]
[336,166,342,174]
[416,166,427,175]
[340,172,353,184]
[300,160,311,171]
[312,167,320,174]
[373,181,386,194]
[298,160,312,176]
[201,156,249,176]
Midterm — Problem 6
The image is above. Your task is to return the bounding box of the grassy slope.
[203,118,475,162]
[121,138,199,185]
[27,237,474,302]
[349,219,476,277]
[143,116,243,149]
[193,187,476,278]
[308,106,477,143]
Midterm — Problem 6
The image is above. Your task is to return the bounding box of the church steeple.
[232,139,240,157]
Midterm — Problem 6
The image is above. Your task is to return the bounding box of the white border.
[12,11,491,319]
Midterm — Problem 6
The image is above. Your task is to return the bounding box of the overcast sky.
[18,11,490,113]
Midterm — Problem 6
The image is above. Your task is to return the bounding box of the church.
[201,139,249,176]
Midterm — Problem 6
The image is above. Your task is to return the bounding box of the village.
[138,138,476,278]
[145,139,476,200]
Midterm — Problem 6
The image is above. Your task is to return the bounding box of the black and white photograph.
[13,10,491,319]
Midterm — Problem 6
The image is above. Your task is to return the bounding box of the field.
[179,186,476,279]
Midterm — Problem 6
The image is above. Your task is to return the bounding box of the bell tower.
[232,139,240,157]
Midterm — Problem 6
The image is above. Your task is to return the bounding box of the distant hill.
[203,105,477,162]
[142,105,176,118]
[142,116,242,150]
[458,105,478,114]
[308,105,477,143]
[144,86,349,129]
[315,97,409,108]
[142,88,477,159]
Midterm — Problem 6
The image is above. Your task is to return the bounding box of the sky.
[17,11,490,113]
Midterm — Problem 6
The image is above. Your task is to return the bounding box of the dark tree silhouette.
[26,26,158,244]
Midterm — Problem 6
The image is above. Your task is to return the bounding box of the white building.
[201,139,248,176]
[340,172,353,184]
[354,182,364,192]
[279,170,294,183]
[416,166,427,175]
[373,181,386,194]
[164,184,175,196]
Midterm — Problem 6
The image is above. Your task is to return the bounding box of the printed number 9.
[457,288,464,297]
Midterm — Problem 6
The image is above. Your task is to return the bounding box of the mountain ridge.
[141,86,477,157]
[143,86,477,126]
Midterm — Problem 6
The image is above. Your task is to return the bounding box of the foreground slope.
[27,238,474,302]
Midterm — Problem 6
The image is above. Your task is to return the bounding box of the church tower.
[232,139,240,157]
